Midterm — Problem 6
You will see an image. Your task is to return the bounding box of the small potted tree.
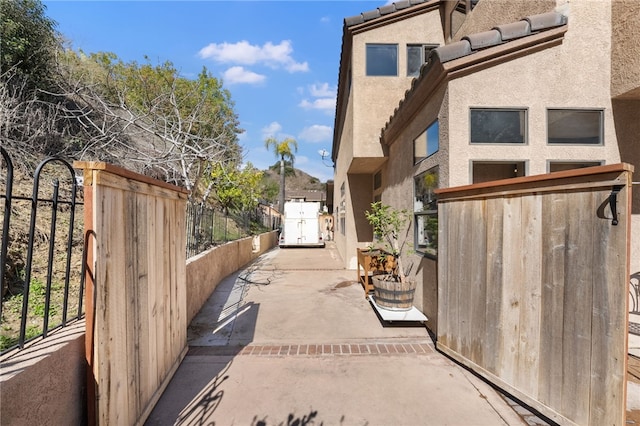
[364,202,416,311]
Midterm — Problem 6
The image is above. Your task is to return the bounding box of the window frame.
[471,160,526,184]
[414,167,439,258]
[414,120,439,165]
[546,108,604,145]
[407,44,439,77]
[366,43,398,77]
[548,160,603,173]
[469,108,528,145]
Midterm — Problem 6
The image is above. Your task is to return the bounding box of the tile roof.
[430,11,567,66]
[344,0,431,27]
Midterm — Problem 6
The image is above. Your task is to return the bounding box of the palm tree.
[264,136,298,213]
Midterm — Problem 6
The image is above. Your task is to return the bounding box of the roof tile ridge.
[344,0,429,27]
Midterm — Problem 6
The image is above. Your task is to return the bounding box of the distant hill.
[262,165,325,193]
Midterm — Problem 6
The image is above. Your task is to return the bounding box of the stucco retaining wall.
[186,230,278,324]
[0,321,86,425]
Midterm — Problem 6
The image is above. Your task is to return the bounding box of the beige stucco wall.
[334,8,446,269]
[334,85,355,267]
[447,1,619,187]
[611,0,640,99]
[452,0,556,42]
[350,11,445,161]
[0,321,86,425]
[186,231,278,323]
[611,98,640,275]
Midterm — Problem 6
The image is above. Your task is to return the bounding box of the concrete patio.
[145,243,561,426]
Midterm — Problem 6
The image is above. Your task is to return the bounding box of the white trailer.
[279,201,325,247]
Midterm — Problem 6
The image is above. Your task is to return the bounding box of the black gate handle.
[609,185,623,226]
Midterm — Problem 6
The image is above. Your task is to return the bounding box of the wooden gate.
[436,163,633,426]
[77,162,189,426]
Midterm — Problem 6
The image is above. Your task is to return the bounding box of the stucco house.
[331,0,640,328]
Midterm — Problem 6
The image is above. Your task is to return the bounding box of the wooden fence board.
[469,199,487,366]
[560,190,593,425]
[589,186,628,424]
[436,163,632,426]
[516,194,542,397]
[78,162,188,426]
[146,196,159,396]
[136,194,152,410]
[498,196,522,386]
[456,200,473,357]
[484,198,504,376]
[538,192,567,406]
[125,193,139,423]
[437,200,452,350]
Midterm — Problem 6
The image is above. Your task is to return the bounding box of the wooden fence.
[77,162,189,426]
[436,163,633,426]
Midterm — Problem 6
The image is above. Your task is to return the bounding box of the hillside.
[262,165,326,194]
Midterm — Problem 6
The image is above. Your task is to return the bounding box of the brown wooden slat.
[588,187,627,425]
[469,198,487,366]
[538,191,567,407]
[515,194,542,398]
[484,198,503,376]
[437,166,631,426]
[497,196,522,387]
[560,190,593,425]
[436,202,451,349]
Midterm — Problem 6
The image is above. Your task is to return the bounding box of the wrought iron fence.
[0,147,85,353]
[0,143,282,352]
[185,202,280,258]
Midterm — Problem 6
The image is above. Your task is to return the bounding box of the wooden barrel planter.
[371,275,417,311]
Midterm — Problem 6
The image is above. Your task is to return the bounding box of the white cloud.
[299,98,336,113]
[222,66,266,85]
[309,83,335,98]
[320,16,330,24]
[286,61,310,73]
[261,121,283,139]
[298,82,337,113]
[299,125,333,143]
[198,40,308,73]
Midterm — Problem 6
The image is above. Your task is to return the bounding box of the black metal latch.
[609,185,623,226]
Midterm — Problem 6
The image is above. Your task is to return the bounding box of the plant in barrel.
[364,202,416,310]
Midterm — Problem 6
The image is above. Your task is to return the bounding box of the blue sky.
[43,1,386,182]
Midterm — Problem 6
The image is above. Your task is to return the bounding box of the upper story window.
[547,109,603,145]
[407,44,438,77]
[470,108,527,144]
[414,120,439,164]
[366,44,398,76]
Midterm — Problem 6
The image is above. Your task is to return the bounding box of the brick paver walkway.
[188,342,435,357]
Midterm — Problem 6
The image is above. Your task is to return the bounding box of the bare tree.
[2,50,243,203]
